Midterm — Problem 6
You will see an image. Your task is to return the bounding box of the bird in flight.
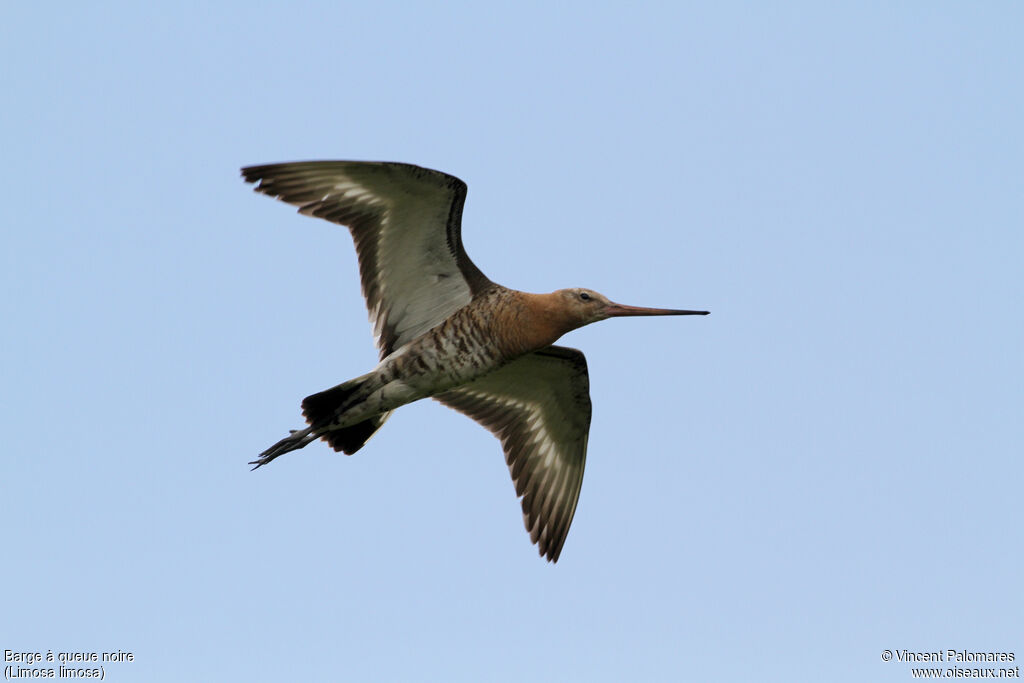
[242,161,708,562]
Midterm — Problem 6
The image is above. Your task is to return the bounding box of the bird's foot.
[250,427,316,470]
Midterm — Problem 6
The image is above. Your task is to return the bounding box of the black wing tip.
[240,162,308,187]
[239,161,467,190]
[532,523,569,563]
[542,547,562,563]
[239,162,305,187]
[240,164,274,187]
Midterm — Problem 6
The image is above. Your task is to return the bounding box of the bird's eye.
[579,292,591,301]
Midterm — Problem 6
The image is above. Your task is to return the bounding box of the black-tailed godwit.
[242,161,708,562]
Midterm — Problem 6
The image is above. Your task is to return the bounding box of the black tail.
[301,380,363,426]
[319,411,392,454]
[251,376,391,470]
[302,379,391,455]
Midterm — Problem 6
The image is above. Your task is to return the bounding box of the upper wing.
[242,161,493,358]
[435,346,592,562]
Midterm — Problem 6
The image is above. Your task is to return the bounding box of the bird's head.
[554,287,709,329]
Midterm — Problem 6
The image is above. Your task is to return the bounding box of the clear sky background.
[2,3,1021,682]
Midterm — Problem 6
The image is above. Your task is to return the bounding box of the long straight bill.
[604,303,709,317]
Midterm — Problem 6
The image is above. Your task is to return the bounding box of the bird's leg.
[250,427,316,470]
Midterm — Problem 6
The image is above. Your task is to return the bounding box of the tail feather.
[251,375,390,469]
[301,376,369,425]
[320,411,392,455]
[303,379,390,455]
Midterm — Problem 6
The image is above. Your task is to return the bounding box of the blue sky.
[3,3,1021,681]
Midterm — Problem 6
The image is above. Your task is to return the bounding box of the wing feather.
[435,346,591,562]
[242,161,493,357]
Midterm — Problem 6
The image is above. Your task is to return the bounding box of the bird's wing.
[435,345,592,562]
[242,161,493,358]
